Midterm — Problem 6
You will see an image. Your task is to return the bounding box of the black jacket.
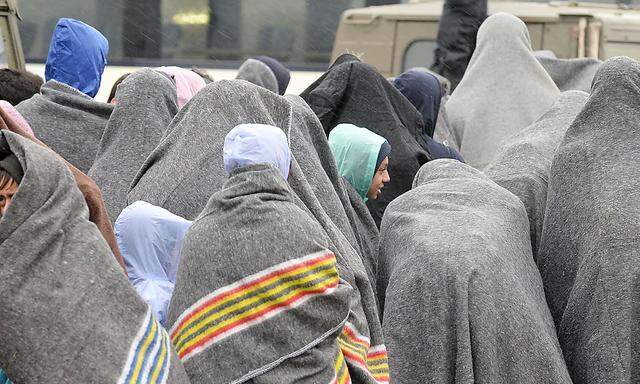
[431,0,488,90]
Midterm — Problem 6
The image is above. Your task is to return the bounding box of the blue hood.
[45,18,108,98]
[394,69,464,163]
[393,69,441,138]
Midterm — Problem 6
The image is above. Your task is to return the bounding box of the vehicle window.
[403,39,437,72]
[17,0,403,69]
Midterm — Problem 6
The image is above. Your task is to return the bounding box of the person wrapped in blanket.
[0,151,21,384]
[0,128,190,383]
[167,123,374,383]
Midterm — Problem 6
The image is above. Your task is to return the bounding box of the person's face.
[0,179,18,217]
[367,157,390,200]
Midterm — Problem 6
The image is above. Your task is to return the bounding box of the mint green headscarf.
[328,123,387,202]
[0,368,12,384]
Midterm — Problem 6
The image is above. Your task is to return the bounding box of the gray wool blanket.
[537,55,602,93]
[129,80,387,383]
[236,58,278,94]
[285,98,388,384]
[537,57,640,384]
[285,95,364,258]
[433,97,460,152]
[286,95,380,295]
[167,164,352,384]
[0,130,189,384]
[88,68,178,224]
[485,90,587,258]
[342,177,380,296]
[446,13,560,169]
[128,80,360,252]
[16,79,113,173]
[377,159,571,384]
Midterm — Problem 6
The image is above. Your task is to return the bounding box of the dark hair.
[0,68,43,105]
[0,167,14,190]
[190,67,214,84]
[108,73,131,103]
[0,167,17,217]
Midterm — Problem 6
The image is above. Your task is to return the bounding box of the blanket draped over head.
[129,80,388,383]
[128,80,360,256]
[537,57,640,384]
[484,90,587,258]
[446,13,560,170]
[16,80,113,173]
[88,69,178,224]
[236,58,279,94]
[300,55,431,226]
[0,130,189,384]
[536,55,603,93]
[377,159,572,384]
[0,106,125,269]
[168,164,353,384]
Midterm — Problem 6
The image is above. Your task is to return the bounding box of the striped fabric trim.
[118,308,171,384]
[338,323,390,384]
[331,348,352,384]
[170,250,340,361]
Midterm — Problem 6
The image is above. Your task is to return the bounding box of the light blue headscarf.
[329,123,388,202]
[114,201,192,325]
[45,18,109,98]
[223,124,291,180]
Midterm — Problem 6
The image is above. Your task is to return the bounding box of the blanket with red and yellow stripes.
[335,322,390,384]
[169,249,352,383]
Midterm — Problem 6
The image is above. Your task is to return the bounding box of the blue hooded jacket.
[45,18,108,98]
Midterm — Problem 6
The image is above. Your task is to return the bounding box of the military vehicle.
[0,0,24,70]
[332,0,640,77]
